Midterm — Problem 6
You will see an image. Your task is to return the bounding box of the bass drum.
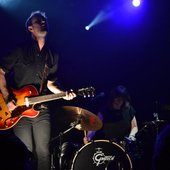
[71,140,133,170]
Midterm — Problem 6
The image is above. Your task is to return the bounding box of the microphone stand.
[50,118,81,170]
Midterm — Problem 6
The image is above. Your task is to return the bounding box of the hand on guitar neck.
[63,89,77,100]
[0,85,95,130]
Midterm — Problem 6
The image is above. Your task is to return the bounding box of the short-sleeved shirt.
[0,40,59,94]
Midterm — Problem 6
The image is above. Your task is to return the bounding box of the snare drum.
[71,140,133,170]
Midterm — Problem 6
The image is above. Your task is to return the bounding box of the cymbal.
[61,106,103,131]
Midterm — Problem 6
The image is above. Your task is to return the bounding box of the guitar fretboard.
[27,92,66,105]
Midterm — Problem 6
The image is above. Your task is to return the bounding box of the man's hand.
[7,100,17,112]
[128,135,136,141]
[83,136,91,145]
[63,90,76,100]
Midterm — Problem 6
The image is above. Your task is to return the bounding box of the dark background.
[1,0,170,139]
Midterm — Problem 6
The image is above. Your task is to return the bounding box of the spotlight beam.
[85,10,114,30]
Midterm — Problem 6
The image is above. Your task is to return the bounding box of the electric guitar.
[0,85,95,130]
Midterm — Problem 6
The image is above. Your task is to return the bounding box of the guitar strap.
[39,53,49,94]
[39,64,48,94]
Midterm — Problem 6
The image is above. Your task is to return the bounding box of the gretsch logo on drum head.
[92,148,115,166]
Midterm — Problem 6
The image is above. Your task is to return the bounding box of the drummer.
[83,85,138,145]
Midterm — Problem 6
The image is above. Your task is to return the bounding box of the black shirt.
[0,40,59,94]
[99,106,136,141]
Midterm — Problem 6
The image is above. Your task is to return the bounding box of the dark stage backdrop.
[1,0,170,139]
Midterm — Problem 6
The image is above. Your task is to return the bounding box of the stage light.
[132,0,141,7]
[85,26,90,31]
[0,0,12,6]
[84,0,142,31]
[84,9,114,31]
[0,0,20,8]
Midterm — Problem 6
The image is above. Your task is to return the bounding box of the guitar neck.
[26,92,67,105]
[24,86,95,106]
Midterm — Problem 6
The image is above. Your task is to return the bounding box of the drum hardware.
[153,112,159,121]
[151,100,165,137]
[50,106,103,170]
[50,153,56,170]
[135,110,166,167]
[123,137,143,161]
[50,117,81,170]
[137,118,165,156]
[140,102,165,138]
[141,119,165,138]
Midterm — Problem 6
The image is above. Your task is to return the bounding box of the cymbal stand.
[50,152,56,170]
[153,111,160,138]
[153,100,160,137]
[153,112,159,121]
[50,118,81,170]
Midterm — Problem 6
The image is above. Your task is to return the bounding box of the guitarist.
[0,10,76,170]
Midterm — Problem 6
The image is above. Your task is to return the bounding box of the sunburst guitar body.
[0,85,95,130]
[0,85,39,130]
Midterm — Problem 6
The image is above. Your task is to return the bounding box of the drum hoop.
[71,139,133,169]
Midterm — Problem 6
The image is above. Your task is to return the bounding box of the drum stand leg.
[50,119,80,170]
[58,138,62,170]
[50,148,56,170]
[58,126,78,170]
[50,153,56,170]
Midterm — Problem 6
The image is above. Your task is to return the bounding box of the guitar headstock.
[77,86,95,98]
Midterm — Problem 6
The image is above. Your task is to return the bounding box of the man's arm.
[0,68,10,102]
[0,68,16,111]
[128,116,138,141]
[83,112,103,144]
[83,130,96,144]
[47,80,76,100]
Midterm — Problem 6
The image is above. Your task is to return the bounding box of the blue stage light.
[0,0,20,8]
[132,0,141,7]
[85,26,90,31]
[0,0,12,6]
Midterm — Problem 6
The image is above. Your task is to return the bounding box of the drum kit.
[50,106,103,170]
[49,105,168,170]
[50,106,138,170]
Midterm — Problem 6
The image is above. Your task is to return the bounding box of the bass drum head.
[71,140,132,170]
